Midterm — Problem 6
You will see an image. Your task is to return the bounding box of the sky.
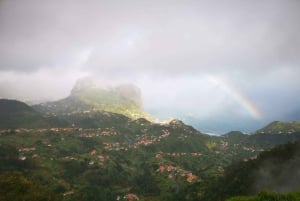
[0,0,300,133]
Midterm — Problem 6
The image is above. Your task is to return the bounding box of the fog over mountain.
[0,0,300,133]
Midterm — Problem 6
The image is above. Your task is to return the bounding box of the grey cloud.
[1,0,299,74]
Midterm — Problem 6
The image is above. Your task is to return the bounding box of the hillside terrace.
[103,129,171,151]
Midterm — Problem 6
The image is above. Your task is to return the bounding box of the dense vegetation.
[226,191,300,201]
[256,121,300,134]
[199,140,300,201]
[1,99,300,200]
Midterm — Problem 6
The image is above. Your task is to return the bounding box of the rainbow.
[207,75,262,119]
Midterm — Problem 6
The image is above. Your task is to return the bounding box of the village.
[1,126,265,163]
[0,121,293,201]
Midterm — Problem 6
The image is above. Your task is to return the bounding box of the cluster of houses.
[102,129,171,151]
[156,152,202,158]
[116,193,139,201]
[0,127,119,136]
[0,127,75,135]
[258,129,296,134]
[103,142,128,151]
[0,128,35,134]
[242,146,257,152]
[79,128,118,138]
[220,140,228,149]
[17,146,37,161]
[157,164,198,183]
[134,129,170,146]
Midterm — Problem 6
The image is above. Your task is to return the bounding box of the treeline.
[191,140,300,201]
[0,144,62,201]
[227,191,300,201]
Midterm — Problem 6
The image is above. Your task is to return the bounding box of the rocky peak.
[70,79,142,107]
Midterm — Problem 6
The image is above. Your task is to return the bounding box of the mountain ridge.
[255,120,300,134]
[33,81,151,120]
[0,99,48,129]
[1,99,300,201]
[2,98,300,137]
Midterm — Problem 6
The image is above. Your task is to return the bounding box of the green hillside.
[33,81,151,120]
[0,99,70,129]
[2,98,300,200]
[226,191,300,201]
[0,99,52,129]
[199,140,300,201]
[256,121,300,134]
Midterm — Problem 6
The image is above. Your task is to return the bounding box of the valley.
[1,1,300,200]
[1,83,300,201]
[1,103,300,200]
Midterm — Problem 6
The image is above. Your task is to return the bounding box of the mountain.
[2,104,300,201]
[2,97,300,200]
[0,99,47,129]
[222,131,248,144]
[255,121,300,134]
[0,99,69,129]
[200,140,300,201]
[0,99,36,114]
[33,80,150,120]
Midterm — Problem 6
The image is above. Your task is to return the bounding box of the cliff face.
[71,80,142,107]
[33,80,149,120]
